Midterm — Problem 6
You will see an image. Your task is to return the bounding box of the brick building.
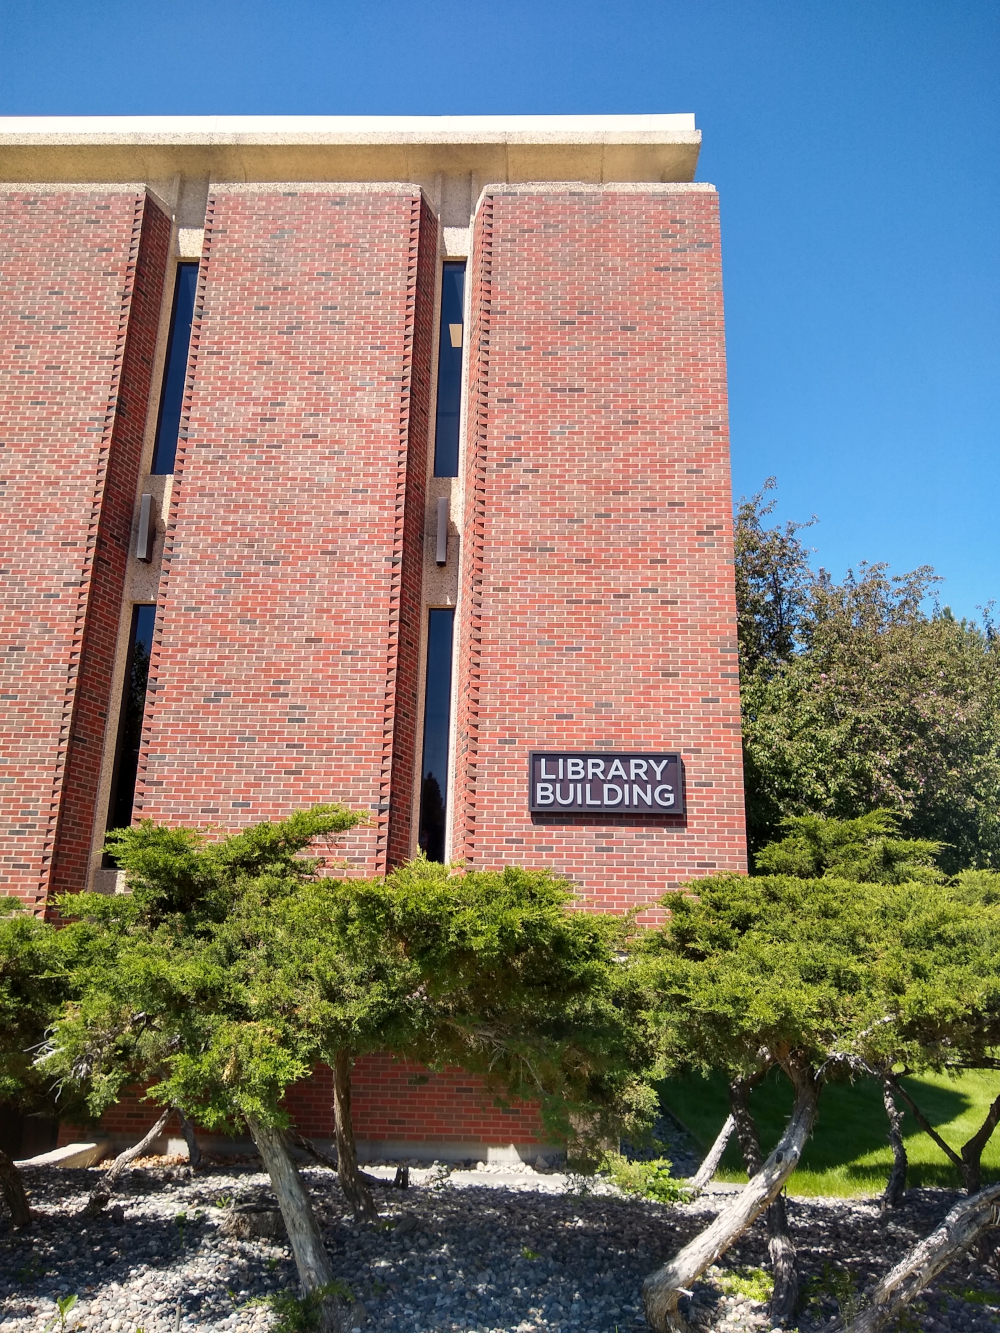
[0,115,746,1160]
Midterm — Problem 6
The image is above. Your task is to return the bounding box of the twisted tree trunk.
[176,1108,202,1168]
[958,1088,1000,1196]
[880,1079,907,1211]
[642,1063,819,1333]
[291,1129,406,1193]
[729,1073,798,1327]
[246,1114,344,1333]
[830,1183,1000,1333]
[332,1050,377,1222]
[83,1105,172,1216]
[888,1075,1000,1195]
[689,1114,735,1190]
[0,1146,32,1228]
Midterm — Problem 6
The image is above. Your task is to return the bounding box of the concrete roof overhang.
[0,114,700,186]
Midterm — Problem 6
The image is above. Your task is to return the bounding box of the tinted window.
[418,608,455,861]
[433,262,466,477]
[151,262,198,474]
[105,604,156,849]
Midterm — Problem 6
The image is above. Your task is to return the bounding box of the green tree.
[859,865,1000,1199]
[634,852,1000,1333]
[42,810,651,1327]
[754,809,943,883]
[378,857,653,1165]
[0,903,92,1227]
[267,855,653,1220]
[637,872,868,1331]
[733,477,815,677]
[735,482,1000,870]
[43,805,367,1333]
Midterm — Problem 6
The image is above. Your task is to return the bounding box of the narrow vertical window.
[418,609,455,862]
[105,605,156,845]
[150,262,198,474]
[433,262,466,477]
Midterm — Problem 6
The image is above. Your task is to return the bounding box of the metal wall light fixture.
[436,496,448,565]
[136,493,156,562]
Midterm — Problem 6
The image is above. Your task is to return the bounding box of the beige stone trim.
[0,112,696,142]
[0,114,700,187]
[207,179,423,194]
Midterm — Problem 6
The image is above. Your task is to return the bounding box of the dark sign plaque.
[529,752,684,815]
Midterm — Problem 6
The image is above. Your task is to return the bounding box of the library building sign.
[529,752,684,815]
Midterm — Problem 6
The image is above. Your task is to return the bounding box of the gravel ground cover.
[2,1156,998,1333]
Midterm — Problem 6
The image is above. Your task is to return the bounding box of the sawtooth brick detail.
[0,190,170,905]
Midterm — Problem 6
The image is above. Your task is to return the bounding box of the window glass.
[105,605,156,850]
[418,608,455,861]
[433,262,466,477]
[151,262,198,474]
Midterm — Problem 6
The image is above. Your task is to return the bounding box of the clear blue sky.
[2,0,996,617]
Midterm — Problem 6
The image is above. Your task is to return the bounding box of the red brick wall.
[0,190,169,906]
[386,197,437,867]
[66,1058,546,1151]
[51,198,171,898]
[57,1097,182,1147]
[34,181,747,1153]
[135,188,437,872]
[286,1055,546,1147]
[456,185,746,914]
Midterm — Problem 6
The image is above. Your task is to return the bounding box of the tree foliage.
[0,902,92,1117]
[46,817,649,1154]
[379,857,653,1155]
[41,806,370,1130]
[0,901,96,1227]
[40,808,648,1311]
[754,809,943,883]
[736,481,1000,870]
[636,813,1000,1330]
[639,824,1000,1106]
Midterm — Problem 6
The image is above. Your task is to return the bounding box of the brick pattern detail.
[135,190,437,871]
[458,192,494,876]
[65,1056,547,1149]
[386,197,436,866]
[456,189,747,913]
[57,1099,182,1147]
[284,1056,545,1145]
[0,191,169,905]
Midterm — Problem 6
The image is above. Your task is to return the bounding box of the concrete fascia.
[0,113,700,186]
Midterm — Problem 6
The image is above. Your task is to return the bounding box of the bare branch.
[83,1106,173,1216]
[831,1184,1000,1333]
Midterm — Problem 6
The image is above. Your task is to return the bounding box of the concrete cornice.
[0,113,696,144]
[0,113,700,187]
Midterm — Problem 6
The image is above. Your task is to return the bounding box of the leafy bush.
[802,1261,862,1323]
[711,1265,774,1303]
[260,1282,353,1332]
[598,1151,689,1203]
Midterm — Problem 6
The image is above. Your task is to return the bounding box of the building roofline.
[0,113,696,145]
[0,114,700,191]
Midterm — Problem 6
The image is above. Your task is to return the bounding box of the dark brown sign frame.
[528,751,685,815]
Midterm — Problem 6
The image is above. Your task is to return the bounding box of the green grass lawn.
[659,1067,1000,1197]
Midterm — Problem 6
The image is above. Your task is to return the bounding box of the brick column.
[136,187,436,872]
[0,189,170,906]
[457,185,746,913]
